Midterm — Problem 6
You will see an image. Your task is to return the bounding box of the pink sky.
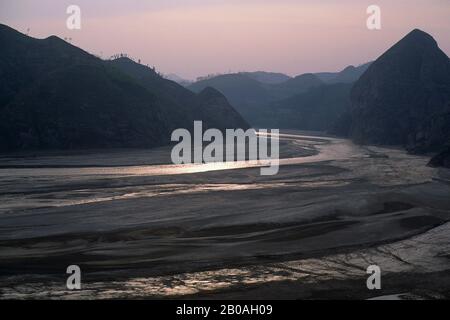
[1,0,449,79]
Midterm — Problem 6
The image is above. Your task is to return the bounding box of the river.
[1,132,450,299]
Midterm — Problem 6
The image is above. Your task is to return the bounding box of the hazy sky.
[1,0,449,79]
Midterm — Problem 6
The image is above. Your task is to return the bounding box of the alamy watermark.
[66,265,81,290]
[66,5,81,30]
[367,5,381,30]
[171,121,279,175]
[366,265,381,290]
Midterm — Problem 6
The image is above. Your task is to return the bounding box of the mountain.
[189,73,271,106]
[188,72,325,123]
[241,71,291,84]
[189,72,323,104]
[0,24,170,150]
[109,57,202,132]
[313,72,337,83]
[0,24,248,152]
[332,63,371,83]
[345,29,450,153]
[315,63,372,84]
[258,83,353,130]
[188,73,272,120]
[268,73,324,100]
[110,57,249,132]
[164,73,193,87]
[196,87,249,131]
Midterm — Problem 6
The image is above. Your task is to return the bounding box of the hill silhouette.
[346,29,450,153]
[0,24,248,151]
[188,65,369,129]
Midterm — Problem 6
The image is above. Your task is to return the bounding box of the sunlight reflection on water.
[0,134,350,178]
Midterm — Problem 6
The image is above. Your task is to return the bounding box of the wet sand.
[1,132,450,299]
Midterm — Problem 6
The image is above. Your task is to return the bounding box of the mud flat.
[1,132,450,299]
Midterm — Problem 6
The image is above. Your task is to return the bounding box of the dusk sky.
[1,0,449,79]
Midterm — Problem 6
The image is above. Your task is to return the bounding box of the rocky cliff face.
[348,29,450,153]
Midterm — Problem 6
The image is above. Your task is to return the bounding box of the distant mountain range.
[241,71,291,84]
[188,63,372,129]
[163,73,193,87]
[0,24,248,151]
[189,73,272,114]
[315,63,371,84]
[188,72,326,122]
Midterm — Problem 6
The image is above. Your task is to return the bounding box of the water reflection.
[0,134,348,178]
